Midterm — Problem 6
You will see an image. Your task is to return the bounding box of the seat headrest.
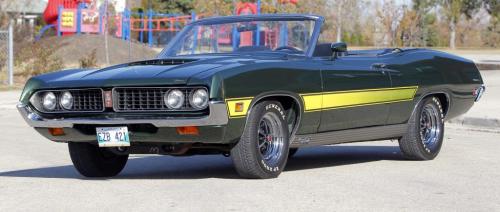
[313,43,334,57]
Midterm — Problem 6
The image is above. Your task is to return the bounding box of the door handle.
[371,63,387,69]
[371,63,387,74]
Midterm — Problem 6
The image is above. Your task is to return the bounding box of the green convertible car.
[18,14,484,179]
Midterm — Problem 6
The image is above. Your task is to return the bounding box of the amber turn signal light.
[176,126,199,135]
[235,102,244,112]
[48,128,65,136]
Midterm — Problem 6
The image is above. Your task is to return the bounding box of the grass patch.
[0,84,23,91]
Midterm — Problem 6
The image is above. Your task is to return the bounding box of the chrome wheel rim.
[419,104,441,152]
[257,112,285,166]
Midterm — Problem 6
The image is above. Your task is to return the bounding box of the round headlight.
[60,91,73,110]
[164,89,184,109]
[42,92,57,111]
[190,89,208,109]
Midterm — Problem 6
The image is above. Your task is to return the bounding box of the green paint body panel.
[318,58,392,131]
[20,48,482,146]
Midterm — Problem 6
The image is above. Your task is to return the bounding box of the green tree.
[439,0,481,49]
[412,0,436,46]
[424,13,440,47]
[194,0,234,16]
[140,0,194,14]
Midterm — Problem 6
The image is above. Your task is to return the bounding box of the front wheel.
[399,97,444,160]
[231,101,290,179]
[68,142,129,177]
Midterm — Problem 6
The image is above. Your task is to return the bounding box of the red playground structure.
[43,0,93,35]
[38,0,196,45]
[38,0,299,47]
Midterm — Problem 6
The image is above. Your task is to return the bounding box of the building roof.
[1,0,48,15]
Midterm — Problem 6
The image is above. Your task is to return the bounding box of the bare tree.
[0,1,15,28]
[375,0,403,47]
[0,0,32,27]
[399,5,420,47]
[439,0,481,49]
[316,0,359,44]
[328,0,359,43]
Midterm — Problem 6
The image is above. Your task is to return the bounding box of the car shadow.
[0,145,404,180]
[285,145,404,172]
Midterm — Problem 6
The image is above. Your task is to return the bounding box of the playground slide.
[43,0,90,26]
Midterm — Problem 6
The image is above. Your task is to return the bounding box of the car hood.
[32,54,290,88]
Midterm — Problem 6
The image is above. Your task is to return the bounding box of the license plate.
[96,127,130,147]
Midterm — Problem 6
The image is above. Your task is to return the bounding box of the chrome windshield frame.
[158,14,324,58]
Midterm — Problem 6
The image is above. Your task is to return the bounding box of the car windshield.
[161,18,317,57]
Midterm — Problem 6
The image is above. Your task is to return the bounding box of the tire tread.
[231,101,289,179]
[399,97,444,160]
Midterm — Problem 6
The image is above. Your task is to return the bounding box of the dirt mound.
[37,34,161,68]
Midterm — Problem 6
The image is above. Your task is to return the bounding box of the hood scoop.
[129,58,199,66]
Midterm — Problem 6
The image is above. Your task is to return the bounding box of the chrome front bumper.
[17,101,229,128]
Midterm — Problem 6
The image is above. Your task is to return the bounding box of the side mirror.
[331,42,347,58]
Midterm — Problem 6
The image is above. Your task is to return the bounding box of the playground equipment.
[42,0,92,36]
[120,10,198,46]
[37,0,298,47]
[38,0,198,46]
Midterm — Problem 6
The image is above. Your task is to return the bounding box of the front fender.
[217,60,323,143]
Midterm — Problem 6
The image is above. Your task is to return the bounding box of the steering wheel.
[274,46,301,52]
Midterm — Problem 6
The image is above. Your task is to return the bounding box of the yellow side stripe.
[225,86,419,118]
[301,86,418,112]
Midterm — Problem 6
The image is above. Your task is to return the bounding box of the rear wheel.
[399,97,444,160]
[68,142,129,177]
[231,101,290,179]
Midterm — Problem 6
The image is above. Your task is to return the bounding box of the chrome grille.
[70,89,104,111]
[113,87,196,112]
[32,89,104,113]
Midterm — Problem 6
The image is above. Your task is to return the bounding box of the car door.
[317,56,392,132]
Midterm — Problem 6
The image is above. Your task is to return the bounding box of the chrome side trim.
[291,124,407,148]
[17,101,229,128]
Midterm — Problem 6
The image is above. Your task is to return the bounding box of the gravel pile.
[38,34,161,68]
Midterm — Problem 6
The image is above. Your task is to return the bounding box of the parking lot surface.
[1,90,499,211]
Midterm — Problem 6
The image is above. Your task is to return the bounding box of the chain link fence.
[0,30,8,83]
[0,23,13,85]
